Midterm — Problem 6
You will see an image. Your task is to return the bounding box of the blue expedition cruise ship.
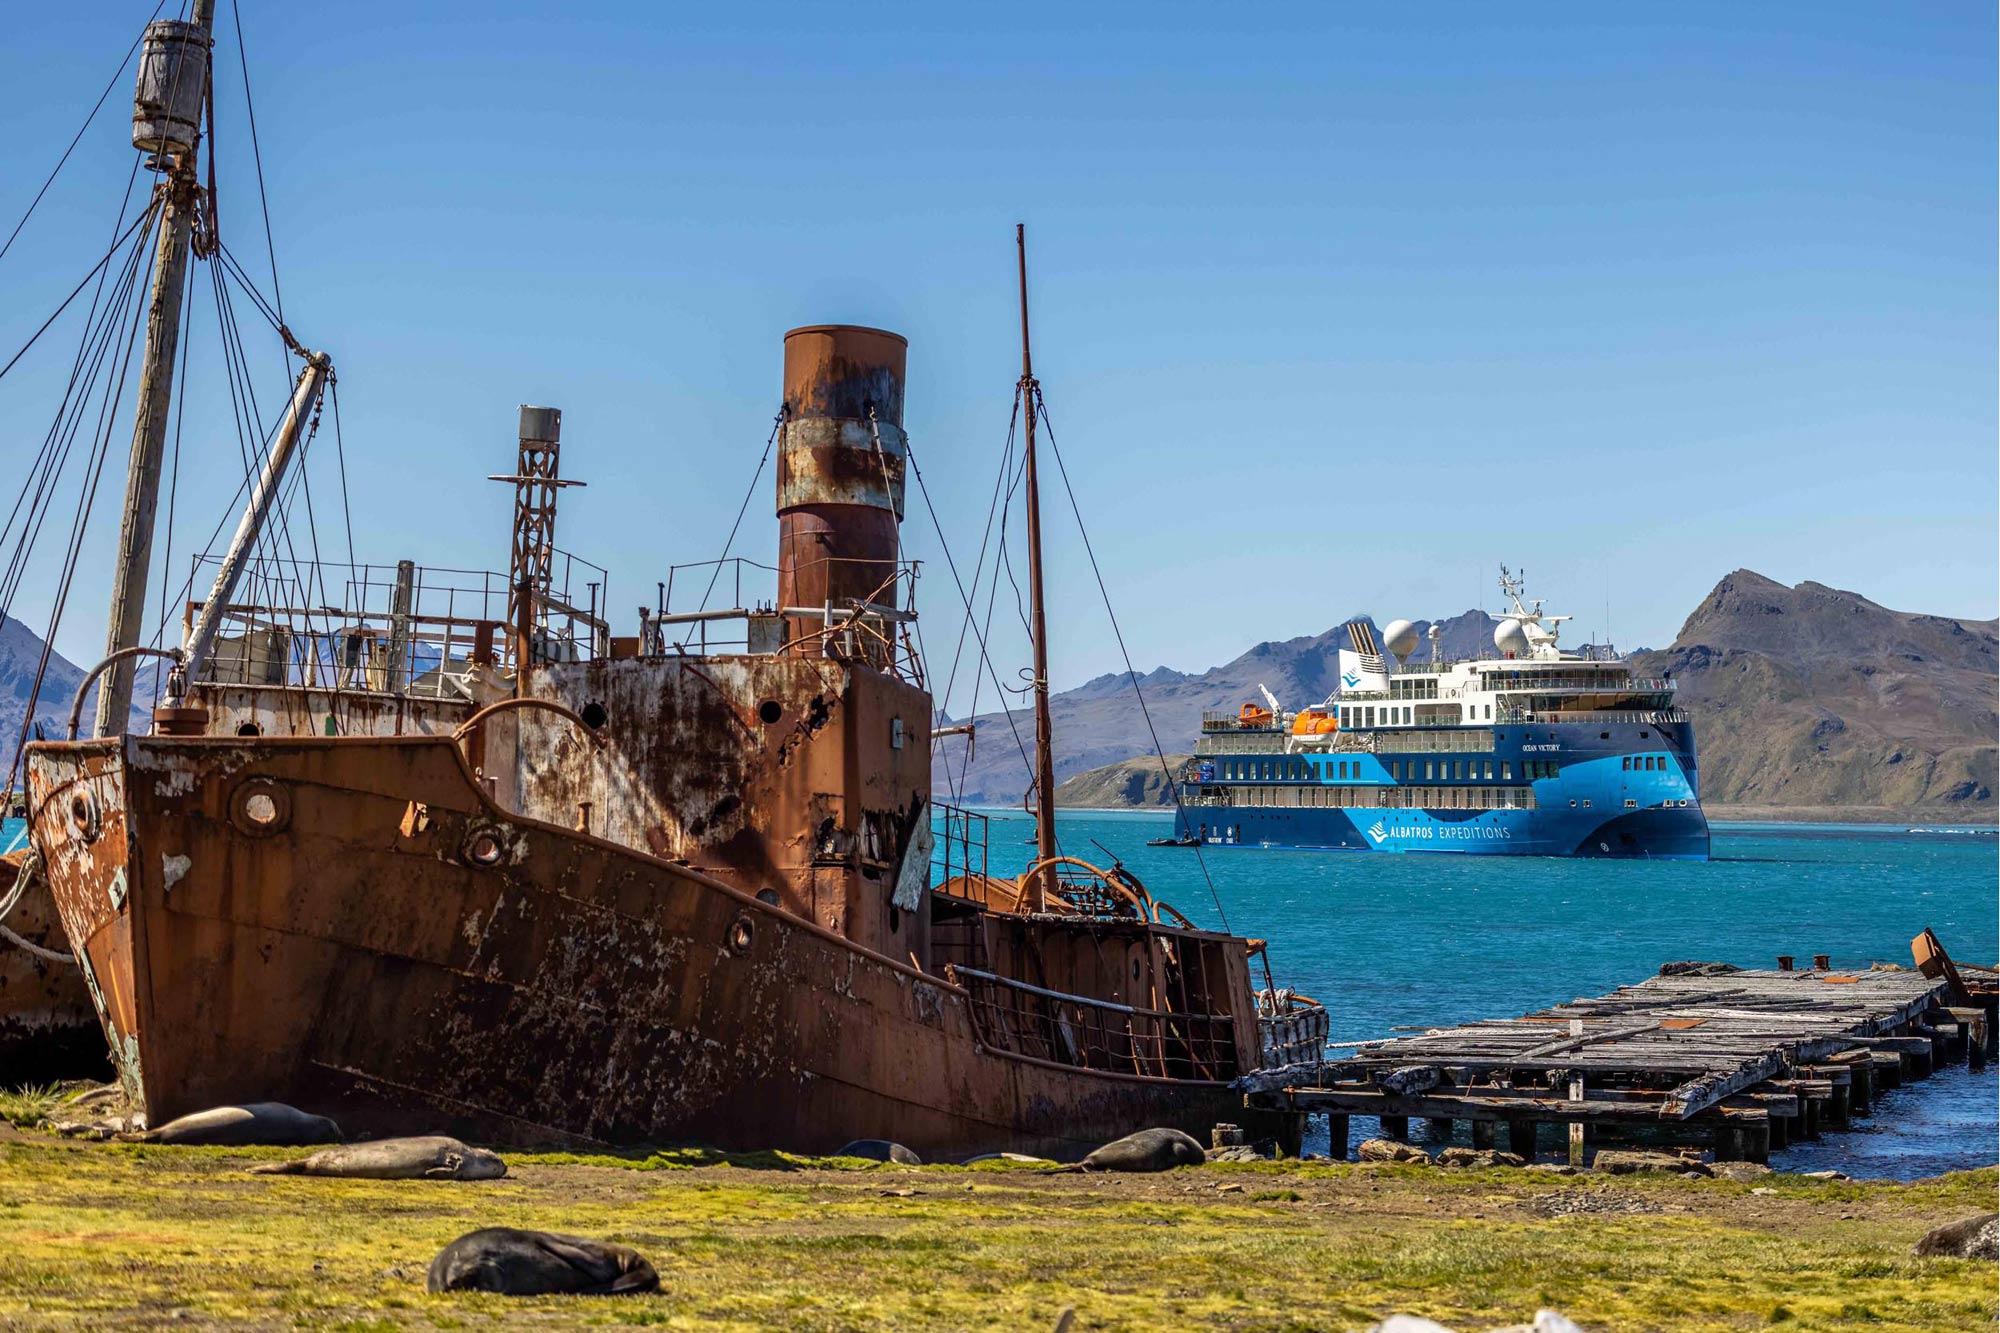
[1173,571,1710,859]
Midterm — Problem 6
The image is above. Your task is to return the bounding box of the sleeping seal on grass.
[250,1136,506,1180]
[426,1228,660,1295]
[119,1102,341,1147]
[1051,1127,1206,1173]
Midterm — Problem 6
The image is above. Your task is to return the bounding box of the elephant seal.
[250,1136,505,1181]
[119,1103,341,1147]
[834,1139,921,1165]
[1054,1127,1206,1173]
[426,1228,660,1295]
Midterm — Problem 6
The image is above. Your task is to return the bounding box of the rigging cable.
[6,200,163,790]
[1032,388,1230,933]
[0,1,167,267]
[696,410,782,614]
[0,173,152,617]
[228,0,284,329]
[901,439,1043,831]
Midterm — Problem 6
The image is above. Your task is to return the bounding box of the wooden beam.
[1660,1050,1789,1120]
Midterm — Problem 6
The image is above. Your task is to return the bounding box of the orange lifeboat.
[1291,708,1337,736]
[1238,702,1273,728]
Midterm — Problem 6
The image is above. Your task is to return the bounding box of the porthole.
[580,701,608,729]
[757,699,783,725]
[464,829,504,867]
[728,915,755,954]
[68,791,100,843]
[228,780,291,836]
[755,888,780,906]
[236,722,263,737]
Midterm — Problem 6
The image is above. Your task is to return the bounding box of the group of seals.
[118,1102,1217,1300]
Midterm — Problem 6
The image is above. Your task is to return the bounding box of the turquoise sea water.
[969,808,1999,1179]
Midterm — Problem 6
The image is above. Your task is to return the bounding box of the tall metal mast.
[95,2,217,737]
[1017,224,1057,909]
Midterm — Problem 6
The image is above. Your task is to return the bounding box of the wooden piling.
[1471,1120,1497,1150]
[1507,1120,1537,1161]
[1325,1113,1349,1162]
[1378,1115,1409,1142]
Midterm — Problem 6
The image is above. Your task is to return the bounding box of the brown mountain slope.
[1052,755,1189,808]
[1629,571,1996,817]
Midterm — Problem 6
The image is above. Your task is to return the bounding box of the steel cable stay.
[694,410,784,615]
[0,195,160,627]
[901,439,1043,837]
[932,393,1018,792]
[0,0,168,269]
[4,197,164,792]
[0,200,161,623]
[0,153,151,615]
[1031,387,1231,934]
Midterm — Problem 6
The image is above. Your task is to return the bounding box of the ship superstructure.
[1176,569,1710,858]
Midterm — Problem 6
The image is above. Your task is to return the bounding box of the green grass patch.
[0,1133,1987,1330]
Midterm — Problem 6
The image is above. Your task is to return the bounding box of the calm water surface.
[969,809,1998,1179]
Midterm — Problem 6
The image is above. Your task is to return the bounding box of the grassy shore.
[0,1130,1990,1332]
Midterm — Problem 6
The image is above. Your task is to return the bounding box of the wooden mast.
[1016,223,1057,911]
[96,0,217,737]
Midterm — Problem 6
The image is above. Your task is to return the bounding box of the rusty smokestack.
[777,325,908,663]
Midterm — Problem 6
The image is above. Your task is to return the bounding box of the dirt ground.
[0,1126,1990,1332]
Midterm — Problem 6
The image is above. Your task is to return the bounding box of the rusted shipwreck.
[15,13,1328,1152]
[31,322,1323,1155]
[11,11,1323,1154]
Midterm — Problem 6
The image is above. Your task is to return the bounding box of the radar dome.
[1382,619,1420,661]
[1494,618,1531,658]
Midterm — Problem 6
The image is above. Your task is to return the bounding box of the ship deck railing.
[948,964,1244,1081]
[644,555,925,679]
[1498,707,1688,726]
[185,552,609,697]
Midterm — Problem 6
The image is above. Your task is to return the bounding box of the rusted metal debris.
[25,323,1320,1159]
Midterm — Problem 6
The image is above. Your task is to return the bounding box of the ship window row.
[1622,754,1669,771]
[1339,703,1496,728]
[1387,758,1513,782]
[1197,784,1537,811]
[1373,729,1497,755]
[1523,759,1561,780]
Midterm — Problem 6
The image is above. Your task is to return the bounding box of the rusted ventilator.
[776,325,909,668]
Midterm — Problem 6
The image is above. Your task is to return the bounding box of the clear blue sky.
[2,2,1992,706]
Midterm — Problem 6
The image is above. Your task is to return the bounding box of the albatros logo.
[1342,671,1361,689]
[1367,821,1388,843]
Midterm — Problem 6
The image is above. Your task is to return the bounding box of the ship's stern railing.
[948,964,1245,1080]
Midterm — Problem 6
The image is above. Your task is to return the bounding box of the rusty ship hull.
[28,733,1268,1157]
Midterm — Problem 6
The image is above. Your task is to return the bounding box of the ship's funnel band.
[776,418,907,518]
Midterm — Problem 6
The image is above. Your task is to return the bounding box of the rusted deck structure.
[1248,957,1989,1164]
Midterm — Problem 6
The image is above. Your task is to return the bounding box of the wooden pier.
[1247,953,1993,1165]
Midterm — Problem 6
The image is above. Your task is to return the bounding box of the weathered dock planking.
[1247,958,1985,1165]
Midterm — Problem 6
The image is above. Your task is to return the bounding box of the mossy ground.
[0,1129,1989,1331]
